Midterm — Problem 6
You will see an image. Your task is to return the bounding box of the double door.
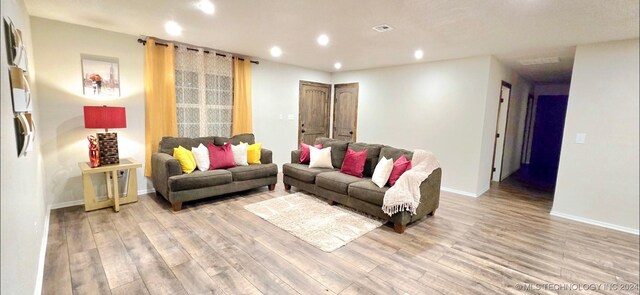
[298,81,359,144]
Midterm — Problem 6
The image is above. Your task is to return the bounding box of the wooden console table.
[78,157,141,212]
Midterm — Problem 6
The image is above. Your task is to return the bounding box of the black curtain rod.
[137,38,259,64]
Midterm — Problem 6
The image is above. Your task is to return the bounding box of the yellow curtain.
[232,57,253,135]
[144,39,177,176]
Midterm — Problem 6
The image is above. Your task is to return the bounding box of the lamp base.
[97,132,119,165]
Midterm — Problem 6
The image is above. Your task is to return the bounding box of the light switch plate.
[575,133,586,144]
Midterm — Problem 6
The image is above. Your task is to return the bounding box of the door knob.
[301,129,305,133]
[349,131,353,135]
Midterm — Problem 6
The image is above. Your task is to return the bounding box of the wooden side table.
[78,157,142,212]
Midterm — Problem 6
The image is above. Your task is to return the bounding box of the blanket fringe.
[382,203,417,216]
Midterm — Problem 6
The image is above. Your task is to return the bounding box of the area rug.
[244,192,384,252]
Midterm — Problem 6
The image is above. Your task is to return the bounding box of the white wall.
[534,83,571,99]
[332,56,493,196]
[501,74,532,179]
[30,17,151,206]
[1,1,48,294]
[552,39,639,233]
[479,57,532,191]
[252,60,331,167]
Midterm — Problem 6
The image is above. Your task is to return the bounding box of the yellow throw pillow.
[244,142,262,164]
[173,145,196,173]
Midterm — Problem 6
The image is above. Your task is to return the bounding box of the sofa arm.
[261,148,273,164]
[290,150,302,163]
[151,153,182,198]
[418,168,442,214]
[390,168,441,232]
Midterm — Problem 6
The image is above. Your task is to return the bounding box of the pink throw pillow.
[340,148,368,178]
[388,155,411,187]
[208,142,237,169]
[299,143,323,164]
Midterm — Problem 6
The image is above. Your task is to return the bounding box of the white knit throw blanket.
[382,150,440,216]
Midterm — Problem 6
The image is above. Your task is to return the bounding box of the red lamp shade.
[83,106,126,130]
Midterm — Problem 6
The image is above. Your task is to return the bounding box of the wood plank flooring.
[42,175,639,294]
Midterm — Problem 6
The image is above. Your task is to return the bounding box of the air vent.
[372,24,394,32]
[518,57,560,66]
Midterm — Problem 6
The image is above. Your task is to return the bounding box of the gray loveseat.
[282,137,441,233]
[151,133,277,211]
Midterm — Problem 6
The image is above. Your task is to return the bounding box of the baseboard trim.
[550,210,639,235]
[34,206,51,295]
[138,188,155,195]
[50,190,156,210]
[441,187,479,198]
[50,200,84,210]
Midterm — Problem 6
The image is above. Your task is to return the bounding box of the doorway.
[298,81,331,145]
[526,95,569,189]
[332,83,359,142]
[491,81,512,182]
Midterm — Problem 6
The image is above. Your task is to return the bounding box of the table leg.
[112,170,120,212]
[105,172,113,199]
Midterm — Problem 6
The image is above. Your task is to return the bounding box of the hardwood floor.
[42,176,639,295]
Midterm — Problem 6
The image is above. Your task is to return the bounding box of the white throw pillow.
[191,144,210,171]
[309,146,333,169]
[371,156,394,188]
[231,143,249,166]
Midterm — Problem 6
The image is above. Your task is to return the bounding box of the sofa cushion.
[168,169,232,192]
[348,142,383,177]
[379,146,413,163]
[214,133,255,146]
[193,136,216,147]
[299,143,323,164]
[208,142,237,169]
[159,137,197,155]
[388,154,411,187]
[282,163,337,183]
[227,163,278,181]
[316,171,362,195]
[348,180,388,206]
[340,148,368,178]
[314,137,350,169]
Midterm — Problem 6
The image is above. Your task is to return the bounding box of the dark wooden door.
[333,83,359,142]
[299,81,331,145]
[529,95,569,184]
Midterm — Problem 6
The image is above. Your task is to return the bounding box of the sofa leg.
[327,199,335,205]
[172,202,182,211]
[284,183,291,190]
[394,223,406,234]
[428,209,436,216]
[268,184,276,191]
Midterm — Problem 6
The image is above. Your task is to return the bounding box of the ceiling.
[25,0,639,81]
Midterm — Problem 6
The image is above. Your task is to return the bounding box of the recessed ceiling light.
[270,46,282,57]
[165,21,183,36]
[317,34,329,46]
[372,24,394,32]
[334,62,342,70]
[195,0,215,14]
[414,49,424,60]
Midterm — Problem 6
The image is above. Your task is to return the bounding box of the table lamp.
[83,105,126,166]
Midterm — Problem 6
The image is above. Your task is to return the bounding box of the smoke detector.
[372,24,394,32]
[518,57,560,66]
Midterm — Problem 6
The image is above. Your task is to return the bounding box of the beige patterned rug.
[244,192,384,252]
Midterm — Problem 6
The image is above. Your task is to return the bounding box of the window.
[175,46,232,137]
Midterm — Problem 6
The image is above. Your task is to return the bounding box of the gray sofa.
[151,133,277,211]
[282,137,441,233]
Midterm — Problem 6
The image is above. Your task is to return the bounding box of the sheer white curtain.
[175,46,233,137]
